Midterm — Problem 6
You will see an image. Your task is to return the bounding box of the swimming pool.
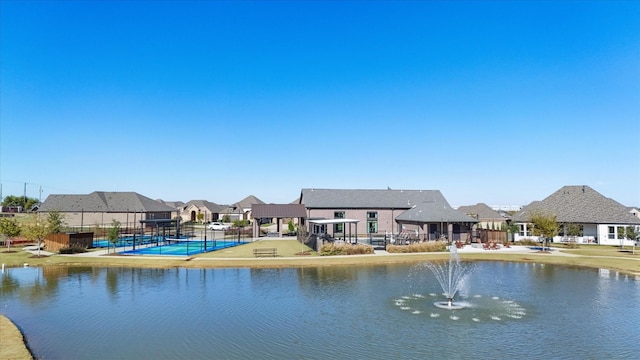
[119,239,247,256]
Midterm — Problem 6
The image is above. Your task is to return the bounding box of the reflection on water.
[1,263,639,360]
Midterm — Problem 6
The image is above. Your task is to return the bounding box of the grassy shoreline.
[0,315,33,360]
[1,241,639,275]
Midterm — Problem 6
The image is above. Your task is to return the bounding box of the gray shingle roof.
[396,202,478,223]
[184,200,227,213]
[219,206,244,215]
[457,203,507,221]
[511,185,640,225]
[39,192,175,213]
[158,200,186,209]
[300,188,449,209]
[252,204,307,218]
[236,195,265,209]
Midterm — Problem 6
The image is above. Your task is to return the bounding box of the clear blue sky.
[1,0,639,208]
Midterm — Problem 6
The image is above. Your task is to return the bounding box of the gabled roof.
[300,188,450,209]
[511,185,640,225]
[219,205,244,215]
[236,195,265,209]
[39,191,175,213]
[252,204,307,218]
[457,203,507,221]
[396,202,478,223]
[184,200,227,213]
[157,200,186,209]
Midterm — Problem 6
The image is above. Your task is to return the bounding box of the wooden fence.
[476,229,507,243]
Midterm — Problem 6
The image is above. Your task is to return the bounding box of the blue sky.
[1,0,639,208]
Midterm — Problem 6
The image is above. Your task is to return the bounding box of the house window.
[368,220,378,234]
[519,224,530,236]
[608,226,615,239]
[366,212,378,234]
[334,212,345,233]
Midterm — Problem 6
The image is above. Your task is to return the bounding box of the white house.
[511,185,640,246]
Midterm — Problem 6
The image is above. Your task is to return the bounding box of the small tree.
[617,226,627,249]
[565,223,582,248]
[504,223,519,243]
[232,219,250,241]
[197,213,204,223]
[624,226,638,255]
[0,217,21,251]
[46,211,66,234]
[107,219,121,254]
[22,215,51,257]
[565,223,582,237]
[530,212,559,251]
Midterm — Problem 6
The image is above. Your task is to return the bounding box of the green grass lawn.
[561,244,639,257]
[194,239,317,258]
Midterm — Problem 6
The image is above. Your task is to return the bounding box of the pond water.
[1,262,639,359]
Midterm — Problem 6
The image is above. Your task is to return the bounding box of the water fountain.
[395,247,527,321]
[424,245,475,310]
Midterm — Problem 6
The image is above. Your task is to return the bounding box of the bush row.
[59,245,88,254]
[386,241,447,253]
[320,242,375,256]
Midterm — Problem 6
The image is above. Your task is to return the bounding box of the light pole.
[204,223,207,251]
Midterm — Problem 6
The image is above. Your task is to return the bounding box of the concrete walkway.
[22,245,54,256]
[22,242,581,260]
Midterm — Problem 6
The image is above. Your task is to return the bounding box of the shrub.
[320,242,374,256]
[386,241,447,253]
[565,240,580,249]
[59,244,88,254]
[516,238,540,246]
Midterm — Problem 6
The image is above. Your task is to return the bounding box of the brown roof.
[252,204,307,218]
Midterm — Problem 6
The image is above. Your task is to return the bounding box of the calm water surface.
[1,262,639,359]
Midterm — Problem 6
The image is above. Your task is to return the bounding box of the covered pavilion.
[251,204,307,238]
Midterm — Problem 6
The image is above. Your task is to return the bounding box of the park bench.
[253,248,277,257]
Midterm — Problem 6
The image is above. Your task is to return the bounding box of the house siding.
[513,222,637,246]
[307,208,403,236]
